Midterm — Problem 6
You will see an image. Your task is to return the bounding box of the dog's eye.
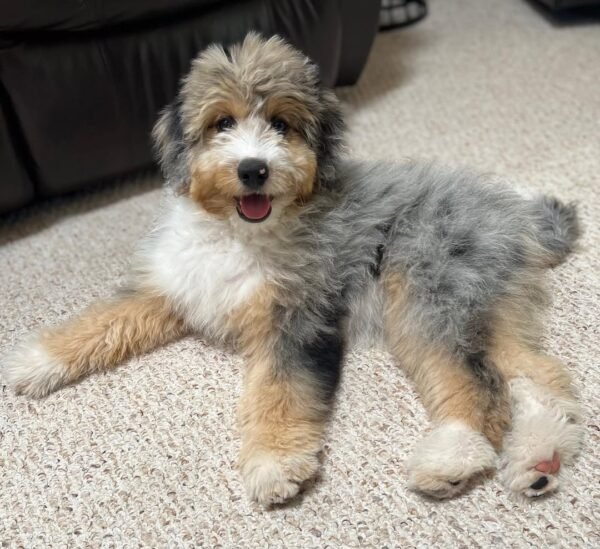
[216,116,236,132]
[271,117,288,134]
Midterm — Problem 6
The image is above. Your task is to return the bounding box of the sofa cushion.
[0,0,224,33]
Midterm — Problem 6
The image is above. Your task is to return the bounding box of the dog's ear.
[316,89,346,188]
[152,100,190,191]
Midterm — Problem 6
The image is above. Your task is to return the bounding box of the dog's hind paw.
[408,421,497,498]
[500,378,583,498]
[503,451,562,498]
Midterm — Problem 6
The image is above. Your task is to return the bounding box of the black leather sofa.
[0,0,380,214]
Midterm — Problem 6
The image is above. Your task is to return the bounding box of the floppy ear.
[152,100,190,191]
[315,89,346,188]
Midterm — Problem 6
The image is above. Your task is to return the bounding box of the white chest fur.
[140,196,266,337]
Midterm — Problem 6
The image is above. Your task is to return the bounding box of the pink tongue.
[239,194,271,220]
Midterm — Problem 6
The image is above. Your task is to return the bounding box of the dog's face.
[153,33,345,225]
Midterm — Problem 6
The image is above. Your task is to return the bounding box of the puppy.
[3,34,583,505]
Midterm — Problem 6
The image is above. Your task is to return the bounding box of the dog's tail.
[531,196,580,268]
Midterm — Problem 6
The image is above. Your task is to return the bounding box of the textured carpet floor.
[1,0,599,546]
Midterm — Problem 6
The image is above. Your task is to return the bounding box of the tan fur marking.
[183,84,250,141]
[216,97,250,124]
[201,97,251,137]
[287,134,317,203]
[227,284,277,360]
[189,125,316,220]
[264,96,317,132]
[189,151,239,218]
[43,290,185,384]
[383,273,509,448]
[262,96,317,202]
[238,364,327,463]
[489,301,575,401]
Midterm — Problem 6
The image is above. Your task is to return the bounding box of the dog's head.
[153,33,345,225]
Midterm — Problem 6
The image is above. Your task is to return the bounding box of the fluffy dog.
[3,34,583,505]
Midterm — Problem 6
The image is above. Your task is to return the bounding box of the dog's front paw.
[240,450,320,506]
[408,421,497,499]
[2,338,68,398]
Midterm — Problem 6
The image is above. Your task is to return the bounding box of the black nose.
[238,158,269,188]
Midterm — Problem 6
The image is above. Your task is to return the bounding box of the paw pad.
[534,452,560,475]
[529,476,548,491]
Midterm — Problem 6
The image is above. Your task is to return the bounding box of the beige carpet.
[1,0,599,546]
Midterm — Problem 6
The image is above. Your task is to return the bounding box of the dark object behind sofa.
[535,0,600,8]
[0,0,380,214]
[379,0,427,30]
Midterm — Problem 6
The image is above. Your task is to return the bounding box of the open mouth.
[236,193,273,223]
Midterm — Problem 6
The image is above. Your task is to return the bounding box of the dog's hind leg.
[2,288,185,398]
[383,274,510,498]
[489,308,583,498]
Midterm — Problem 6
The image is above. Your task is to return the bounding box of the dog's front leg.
[3,288,185,398]
[231,288,343,506]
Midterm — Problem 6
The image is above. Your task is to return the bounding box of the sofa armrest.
[337,0,380,86]
[0,88,35,214]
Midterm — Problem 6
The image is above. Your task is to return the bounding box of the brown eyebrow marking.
[263,95,317,129]
[183,91,252,140]
[209,97,251,125]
